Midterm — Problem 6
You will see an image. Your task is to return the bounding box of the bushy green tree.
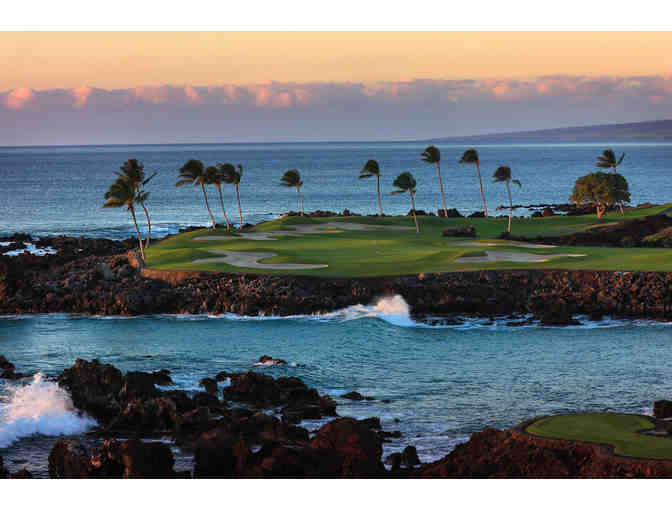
[596,149,626,215]
[569,171,630,219]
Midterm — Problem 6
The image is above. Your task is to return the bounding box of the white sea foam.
[1,242,57,257]
[0,373,97,448]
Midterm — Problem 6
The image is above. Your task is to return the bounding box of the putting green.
[144,204,672,277]
[526,413,672,460]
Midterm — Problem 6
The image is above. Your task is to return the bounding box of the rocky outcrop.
[221,371,337,423]
[5,229,672,320]
[310,418,387,477]
[508,214,672,248]
[654,400,672,419]
[421,421,672,478]
[0,355,27,379]
[48,438,178,478]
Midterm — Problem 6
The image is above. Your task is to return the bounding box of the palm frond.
[360,159,380,177]
[392,172,416,194]
[617,152,626,166]
[421,146,440,164]
[142,172,157,186]
[281,169,302,187]
[512,179,522,188]
[493,165,512,182]
[459,148,479,164]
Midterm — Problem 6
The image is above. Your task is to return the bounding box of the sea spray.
[0,373,97,448]
[330,294,417,327]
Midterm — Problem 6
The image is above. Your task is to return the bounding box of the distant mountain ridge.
[429,119,672,143]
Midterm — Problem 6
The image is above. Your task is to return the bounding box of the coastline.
[2,235,672,322]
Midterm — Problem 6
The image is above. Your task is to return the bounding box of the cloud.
[4,74,672,145]
[70,85,93,108]
[2,87,35,110]
[4,74,672,114]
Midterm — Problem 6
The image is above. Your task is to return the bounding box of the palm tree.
[103,177,145,261]
[359,159,384,216]
[596,149,626,215]
[219,163,244,228]
[391,171,419,233]
[281,169,304,215]
[460,148,488,217]
[493,166,521,233]
[421,146,447,217]
[176,159,216,229]
[205,165,231,230]
[116,159,156,248]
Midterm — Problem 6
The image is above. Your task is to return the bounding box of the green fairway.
[526,413,672,460]
[144,204,672,276]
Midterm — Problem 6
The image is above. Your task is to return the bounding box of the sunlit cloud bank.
[4,74,672,111]
[2,74,672,145]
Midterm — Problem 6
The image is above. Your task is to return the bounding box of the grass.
[144,204,672,277]
[526,413,672,460]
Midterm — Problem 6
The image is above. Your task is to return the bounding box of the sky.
[2,31,672,145]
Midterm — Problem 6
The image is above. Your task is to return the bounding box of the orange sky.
[2,31,672,90]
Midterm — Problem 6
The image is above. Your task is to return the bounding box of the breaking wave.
[0,373,97,448]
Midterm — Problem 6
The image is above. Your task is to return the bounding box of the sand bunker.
[454,250,585,263]
[454,240,557,249]
[192,250,328,270]
[193,222,413,243]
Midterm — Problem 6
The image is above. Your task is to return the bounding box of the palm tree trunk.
[139,200,152,248]
[437,162,447,217]
[235,183,243,228]
[129,206,145,261]
[376,175,383,216]
[410,192,419,233]
[201,183,216,228]
[297,187,304,216]
[506,180,512,233]
[216,184,231,230]
[476,161,488,217]
[613,165,624,215]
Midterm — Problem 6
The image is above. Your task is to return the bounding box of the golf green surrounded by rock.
[144,204,672,277]
[526,413,672,460]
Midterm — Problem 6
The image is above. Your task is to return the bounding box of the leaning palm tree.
[460,148,488,217]
[116,159,156,248]
[280,169,304,215]
[206,165,231,230]
[391,171,419,233]
[421,146,447,217]
[493,166,522,233]
[103,177,145,261]
[596,149,626,214]
[176,159,216,229]
[219,163,244,228]
[359,159,384,216]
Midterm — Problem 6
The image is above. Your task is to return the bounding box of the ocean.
[1,141,672,477]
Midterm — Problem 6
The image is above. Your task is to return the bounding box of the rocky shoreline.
[2,232,672,323]
[3,357,672,478]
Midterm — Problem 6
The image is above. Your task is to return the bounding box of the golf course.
[526,413,672,460]
[144,204,672,277]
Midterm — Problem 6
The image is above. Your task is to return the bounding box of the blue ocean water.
[1,141,672,477]
[1,141,671,238]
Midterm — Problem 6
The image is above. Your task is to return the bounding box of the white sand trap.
[192,250,328,270]
[454,240,557,249]
[193,222,413,243]
[454,251,586,263]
